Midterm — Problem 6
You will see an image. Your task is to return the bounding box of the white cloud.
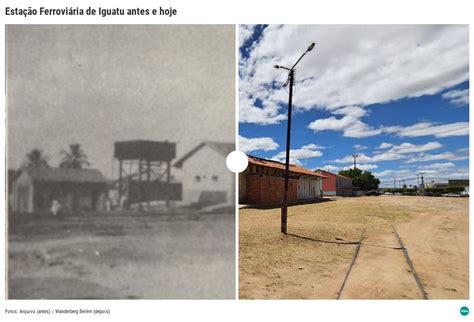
[333,106,367,118]
[377,142,393,149]
[239,94,287,125]
[418,162,455,171]
[309,118,469,139]
[388,141,442,154]
[239,135,279,153]
[354,144,367,151]
[239,25,256,48]
[334,141,443,163]
[334,152,404,163]
[405,151,468,163]
[375,162,468,185]
[374,169,413,180]
[342,164,378,171]
[240,25,469,126]
[272,143,323,165]
[308,115,383,138]
[320,165,340,172]
[442,89,469,106]
[315,163,377,173]
[301,143,325,150]
[386,122,469,138]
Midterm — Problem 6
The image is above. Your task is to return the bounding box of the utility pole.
[393,177,396,188]
[352,154,359,170]
[326,151,330,172]
[416,173,420,187]
[419,172,425,188]
[281,68,294,234]
[417,172,426,194]
[274,42,315,235]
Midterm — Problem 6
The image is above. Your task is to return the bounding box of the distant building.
[173,141,235,206]
[427,181,449,188]
[10,167,109,213]
[448,179,469,187]
[239,155,326,205]
[448,179,469,195]
[315,169,355,196]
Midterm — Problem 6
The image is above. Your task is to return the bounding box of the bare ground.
[239,196,469,299]
[8,211,235,299]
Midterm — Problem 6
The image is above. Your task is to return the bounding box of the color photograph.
[238,25,469,299]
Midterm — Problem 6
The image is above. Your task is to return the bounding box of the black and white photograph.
[6,25,236,299]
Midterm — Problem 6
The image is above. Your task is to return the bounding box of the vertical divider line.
[234,24,240,301]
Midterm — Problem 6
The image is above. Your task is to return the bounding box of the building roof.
[247,155,326,179]
[20,167,109,184]
[315,169,352,180]
[173,141,235,168]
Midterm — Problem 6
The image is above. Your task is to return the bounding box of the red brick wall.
[245,174,297,205]
[318,170,337,193]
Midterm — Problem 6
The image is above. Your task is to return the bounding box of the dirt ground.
[8,211,235,299]
[239,196,469,299]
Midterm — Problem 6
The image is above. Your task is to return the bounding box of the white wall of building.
[11,172,34,213]
[174,145,233,205]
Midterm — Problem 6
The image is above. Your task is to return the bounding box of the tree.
[60,144,90,169]
[338,168,362,178]
[338,168,380,191]
[23,149,49,168]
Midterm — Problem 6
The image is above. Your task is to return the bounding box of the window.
[195,175,201,182]
[212,175,218,182]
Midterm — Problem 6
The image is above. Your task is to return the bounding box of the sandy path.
[239,196,469,299]
[395,201,469,299]
[339,225,423,299]
[8,213,235,299]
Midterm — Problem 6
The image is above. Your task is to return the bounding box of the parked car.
[442,193,462,197]
[365,190,380,196]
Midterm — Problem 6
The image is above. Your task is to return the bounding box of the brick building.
[10,167,109,213]
[239,155,326,205]
[315,169,354,196]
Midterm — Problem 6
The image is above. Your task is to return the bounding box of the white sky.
[7,25,235,178]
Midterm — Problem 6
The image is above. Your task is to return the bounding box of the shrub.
[424,187,445,195]
[444,186,465,194]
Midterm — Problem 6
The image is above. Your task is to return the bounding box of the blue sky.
[238,25,469,187]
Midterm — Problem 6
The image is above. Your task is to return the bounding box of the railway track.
[336,220,428,300]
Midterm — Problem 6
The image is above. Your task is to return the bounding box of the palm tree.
[59,144,90,169]
[23,149,49,168]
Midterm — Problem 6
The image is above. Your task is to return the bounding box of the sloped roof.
[21,167,109,184]
[316,169,352,180]
[247,155,326,179]
[174,141,235,168]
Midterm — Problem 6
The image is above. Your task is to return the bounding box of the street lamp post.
[274,42,315,234]
[352,154,359,170]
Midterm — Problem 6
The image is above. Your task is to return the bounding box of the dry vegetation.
[239,196,468,299]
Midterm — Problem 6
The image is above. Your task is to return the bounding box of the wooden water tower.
[114,140,181,208]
